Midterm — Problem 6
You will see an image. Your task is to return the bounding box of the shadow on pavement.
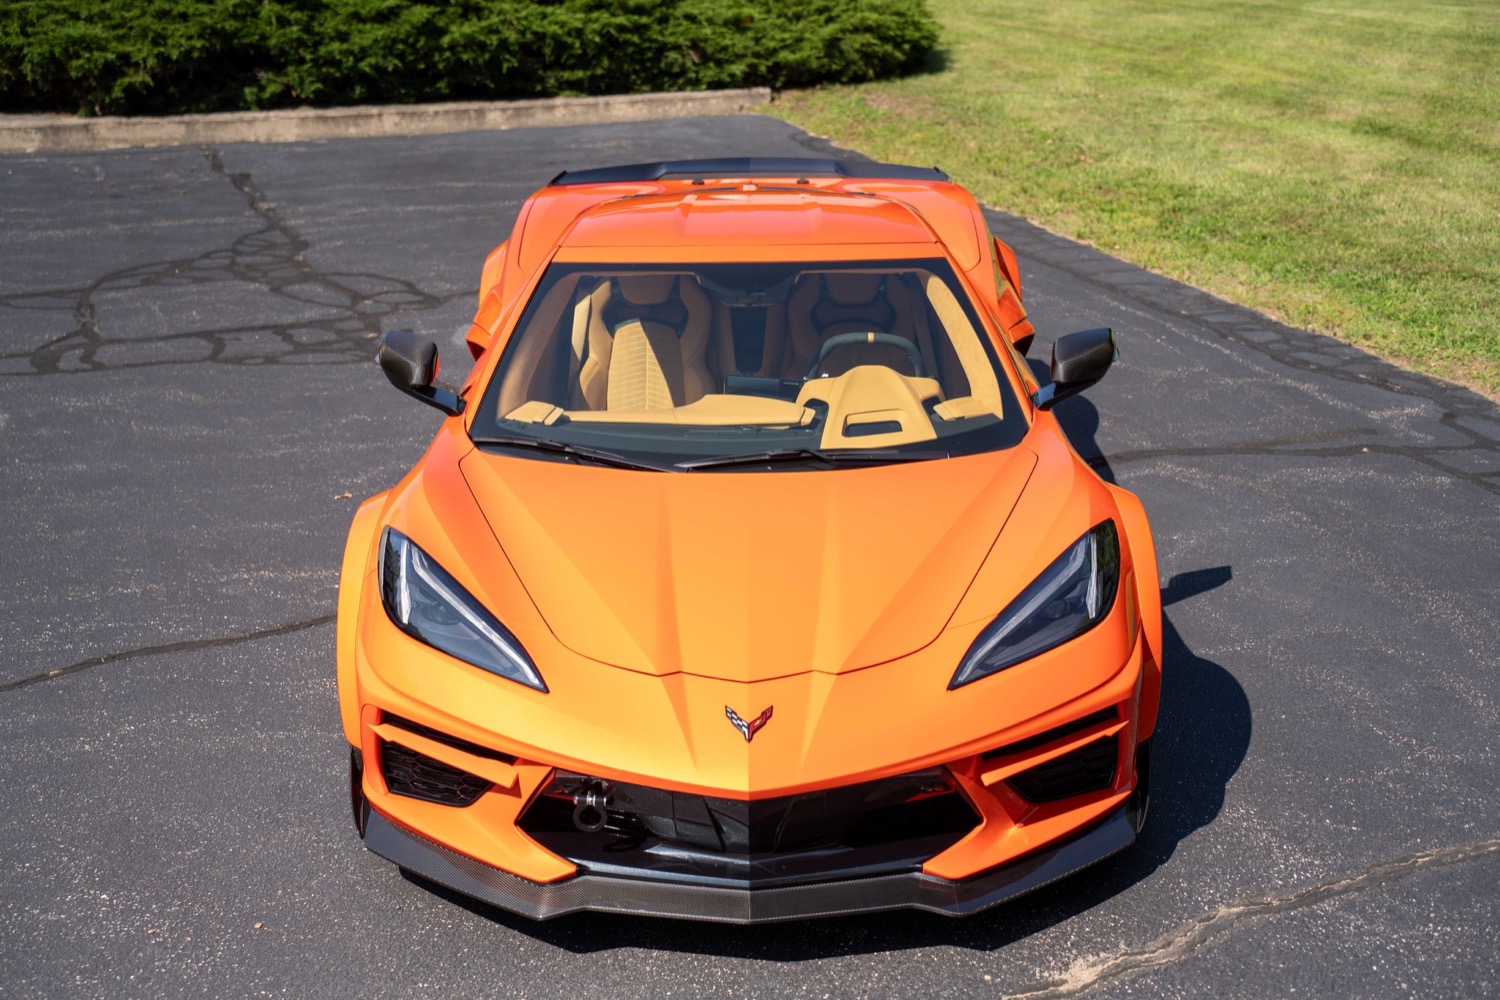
[403,575,1250,960]
[1024,356,1115,483]
[1051,394,1115,485]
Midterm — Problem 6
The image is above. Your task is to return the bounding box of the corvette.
[337,157,1161,923]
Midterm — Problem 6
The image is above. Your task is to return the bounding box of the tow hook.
[571,780,613,833]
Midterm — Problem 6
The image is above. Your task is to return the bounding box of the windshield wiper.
[676,447,945,471]
[472,434,666,472]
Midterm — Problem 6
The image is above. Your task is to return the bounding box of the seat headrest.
[823,273,882,305]
[616,274,677,305]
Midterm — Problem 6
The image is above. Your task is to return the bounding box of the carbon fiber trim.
[549,158,949,187]
[363,806,1136,923]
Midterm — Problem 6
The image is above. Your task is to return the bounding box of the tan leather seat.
[571,275,715,411]
[607,319,682,411]
[773,273,927,380]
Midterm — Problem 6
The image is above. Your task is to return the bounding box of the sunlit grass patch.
[771,0,1500,397]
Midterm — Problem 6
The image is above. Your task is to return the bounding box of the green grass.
[769,0,1500,398]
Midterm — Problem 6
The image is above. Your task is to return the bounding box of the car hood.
[458,447,1036,681]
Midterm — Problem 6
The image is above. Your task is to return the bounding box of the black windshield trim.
[472,435,668,472]
[676,447,946,472]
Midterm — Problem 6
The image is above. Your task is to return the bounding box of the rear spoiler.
[549,157,948,186]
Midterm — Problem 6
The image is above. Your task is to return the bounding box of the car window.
[469,259,1026,470]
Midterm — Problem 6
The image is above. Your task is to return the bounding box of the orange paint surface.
[338,162,1159,894]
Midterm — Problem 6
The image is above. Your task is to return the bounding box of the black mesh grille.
[519,768,979,886]
[380,739,491,807]
[1006,737,1118,803]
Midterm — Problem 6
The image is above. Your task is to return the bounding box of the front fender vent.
[1005,737,1118,804]
[380,738,491,807]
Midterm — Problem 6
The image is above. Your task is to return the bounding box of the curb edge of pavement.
[0,87,774,154]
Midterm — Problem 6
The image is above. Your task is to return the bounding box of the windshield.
[469,259,1026,470]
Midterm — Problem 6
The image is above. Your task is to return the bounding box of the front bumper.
[341,509,1154,920]
[365,803,1137,923]
[347,624,1150,921]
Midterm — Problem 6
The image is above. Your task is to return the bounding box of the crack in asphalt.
[997,207,1496,417]
[0,612,335,693]
[0,146,466,375]
[1007,832,1500,999]
[1073,425,1500,497]
[979,210,1500,496]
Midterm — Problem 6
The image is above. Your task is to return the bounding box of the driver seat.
[572,274,715,411]
[773,273,921,379]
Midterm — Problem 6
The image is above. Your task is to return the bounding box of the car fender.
[337,490,389,745]
[465,241,510,361]
[1107,483,1162,738]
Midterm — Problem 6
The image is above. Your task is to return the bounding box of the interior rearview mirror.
[1032,328,1116,411]
[377,329,464,416]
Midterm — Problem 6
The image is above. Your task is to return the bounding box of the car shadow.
[1026,356,1116,485]
[1051,394,1115,484]
[403,571,1249,959]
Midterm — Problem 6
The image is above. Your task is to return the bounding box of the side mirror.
[377,329,464,416]
[1032,327,1116,411]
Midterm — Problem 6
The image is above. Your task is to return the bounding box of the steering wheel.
[805,332,927,380]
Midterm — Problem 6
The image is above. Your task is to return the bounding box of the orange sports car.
[337,158,1161,922]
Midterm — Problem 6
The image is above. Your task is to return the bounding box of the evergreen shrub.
[0,0,939,115]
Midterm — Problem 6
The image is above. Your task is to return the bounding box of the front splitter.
[363,806,1136,924]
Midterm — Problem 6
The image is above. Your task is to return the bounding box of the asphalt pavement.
[2,114,1498,998]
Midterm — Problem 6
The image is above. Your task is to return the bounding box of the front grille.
[1006,737,1117,803]
[380,740,491,807]
[519,768,979,887]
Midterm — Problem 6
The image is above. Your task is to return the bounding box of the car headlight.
[379,527,547,692]
[949,521,1120,689]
